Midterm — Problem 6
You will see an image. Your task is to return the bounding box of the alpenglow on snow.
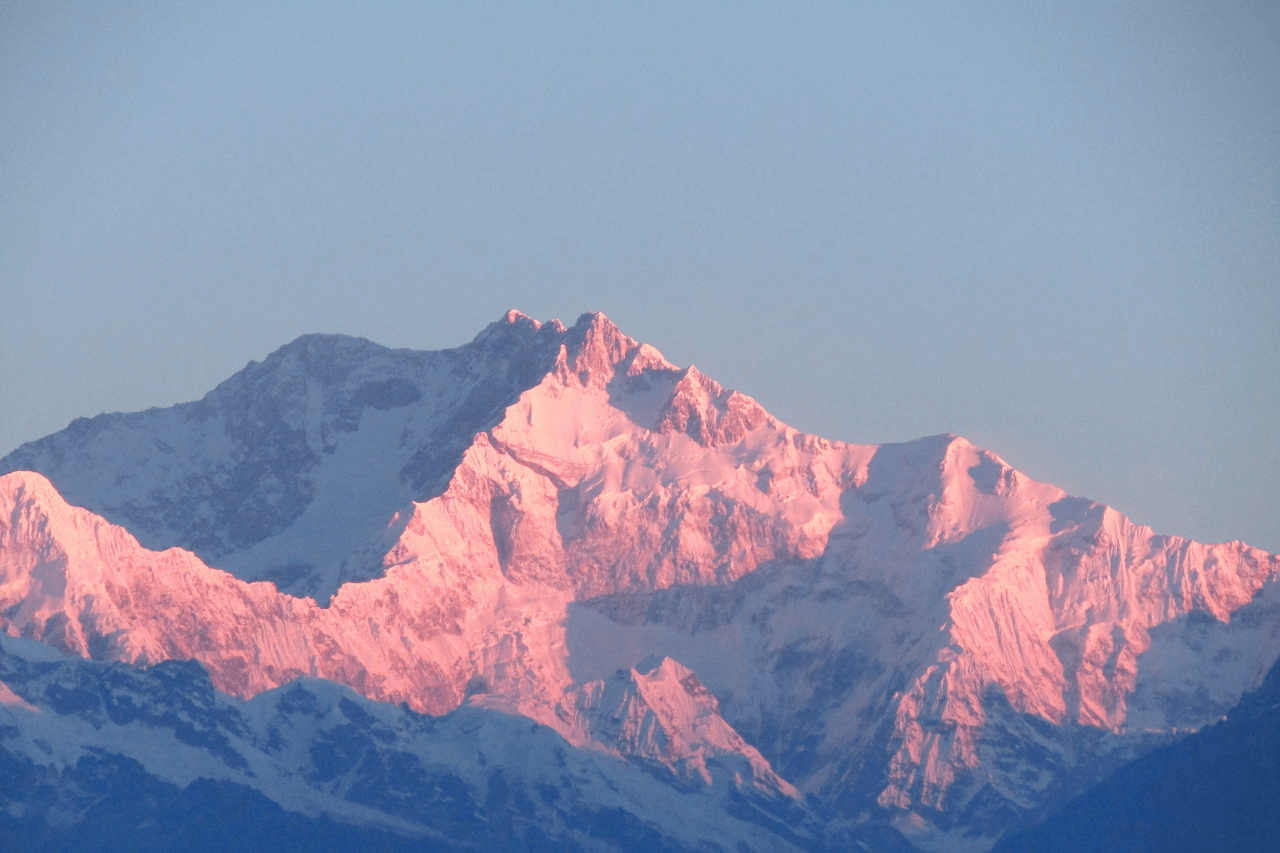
[2,311,1277,852]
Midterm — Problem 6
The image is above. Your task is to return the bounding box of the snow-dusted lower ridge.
[0,634,871,853]
[2,310,1279,851]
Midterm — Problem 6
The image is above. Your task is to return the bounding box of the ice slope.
[992,652,1280,853]
[559,441,1280,848]
[2,310,1278,850]
[0,467,805,802]
[0,312,578,602]
[567,656,797,795]
[0,633,862,853]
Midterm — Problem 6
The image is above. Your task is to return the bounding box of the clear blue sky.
[2,2,1277,552]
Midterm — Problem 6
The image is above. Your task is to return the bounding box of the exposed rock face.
[1,310,1277,851]
[566,656,795,795]
[991,653,1280,853]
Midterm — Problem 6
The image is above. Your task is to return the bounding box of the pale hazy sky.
[2,2,1277,551]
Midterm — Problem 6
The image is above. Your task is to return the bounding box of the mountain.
[0,312,577,603]
[2,310,1278,851]
[992,652,1280,852]
[0,633,865,853]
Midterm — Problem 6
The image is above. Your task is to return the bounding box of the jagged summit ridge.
[2,311,1279,852]
[0,310,759,602]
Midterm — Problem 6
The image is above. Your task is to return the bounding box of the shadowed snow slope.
[1,310,1278,852]
[992,653,1280,853]
[0,633,862,853]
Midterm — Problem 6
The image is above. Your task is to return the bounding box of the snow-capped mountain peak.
[2,311,1278,852]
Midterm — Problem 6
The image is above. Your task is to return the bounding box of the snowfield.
[2,311,1277,851]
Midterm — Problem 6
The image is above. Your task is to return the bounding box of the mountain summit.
[2,311,1278,852]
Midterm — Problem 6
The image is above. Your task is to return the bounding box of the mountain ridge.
[2,632,860,853]
[2,310,1277,852]
[992,651,1280,852]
